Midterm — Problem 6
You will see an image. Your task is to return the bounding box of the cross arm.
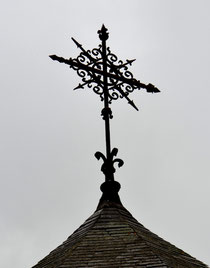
[49,55,160,94]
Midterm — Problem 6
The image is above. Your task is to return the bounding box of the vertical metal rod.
[101,36,111,161]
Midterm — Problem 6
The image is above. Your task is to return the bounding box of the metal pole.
[101,31,111,162]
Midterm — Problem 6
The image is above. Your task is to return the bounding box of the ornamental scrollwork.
[67,39,148,107]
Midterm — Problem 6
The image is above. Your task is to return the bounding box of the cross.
[50,25,160,184]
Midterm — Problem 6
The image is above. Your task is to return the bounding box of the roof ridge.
[32,209,102,268]
[117,208,208,268]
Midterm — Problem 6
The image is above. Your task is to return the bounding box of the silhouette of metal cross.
[50,25,160,183]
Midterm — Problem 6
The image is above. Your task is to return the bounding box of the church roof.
[32,182,207,268]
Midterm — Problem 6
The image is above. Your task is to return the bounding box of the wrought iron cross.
[50,25,160,183]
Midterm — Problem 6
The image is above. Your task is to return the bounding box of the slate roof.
[32,182,208,268]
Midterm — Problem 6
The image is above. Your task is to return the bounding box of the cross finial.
[49,25,160,193]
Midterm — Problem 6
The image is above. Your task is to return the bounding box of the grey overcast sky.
[1,1,210,267]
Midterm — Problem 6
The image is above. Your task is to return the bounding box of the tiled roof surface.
[32,201,207,268]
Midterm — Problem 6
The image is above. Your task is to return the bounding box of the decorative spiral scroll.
[92,47,102,59]
[77,69,87,78]
[93,85,104,101]
[109,90,119,101]
[124,70,133,79]
[107,53,118,63]
[124,84,135,93]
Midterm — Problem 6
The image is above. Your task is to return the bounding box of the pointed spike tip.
[73,84,83,90]
[129,100,139,111]
[49,55,57,60]
[133,105,139,111]
[71,37,82,48]
[98,24,109,41]
[127,59,136,65]
[146,83,161,93]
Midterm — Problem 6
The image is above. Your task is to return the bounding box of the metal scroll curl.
[93,85,104,101]
[107,48,118,64]
[91,46,103,62]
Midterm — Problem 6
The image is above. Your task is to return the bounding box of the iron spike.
[127,59,136,65]
[146,83,160,93]
[49,54,57,61]
[71,37,82,48]
[74,83,84,90]
[128,100,139,111]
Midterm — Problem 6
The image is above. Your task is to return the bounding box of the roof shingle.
[32,198,208,268]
